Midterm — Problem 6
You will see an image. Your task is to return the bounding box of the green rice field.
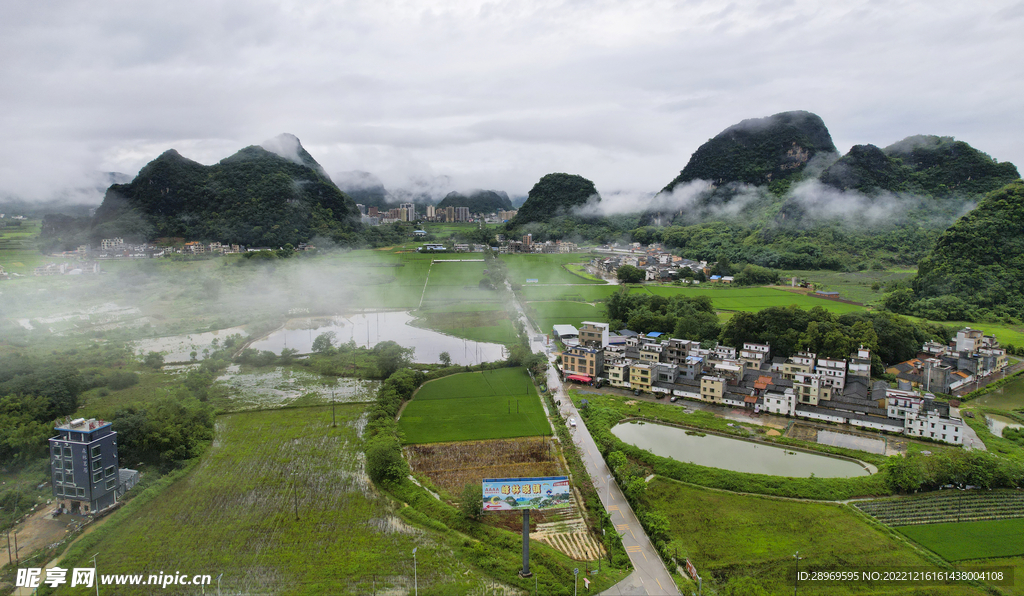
[526,300,607,333]
[398,368,550,443]
[634,285,867,314]
[897,518,1024,561]
[500,253,605,285]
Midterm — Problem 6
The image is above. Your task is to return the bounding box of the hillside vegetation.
[90,134,362,247]
[906,180,1024,320]
[511,173,599,225]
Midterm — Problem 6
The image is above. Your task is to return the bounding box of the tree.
[459,483,483,522]
[617,264,645,284]
[373,341,414,377]
[882,454,924,493]
[312,331,336,354]
[439,351,452,367]
[365,437,408,484]
[143,351,165,369]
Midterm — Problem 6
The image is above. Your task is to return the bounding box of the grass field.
[399,368,551,443]
[501,253,605,285]
[648,478,988,595]
[52,405,501,595]
[897,518,1024,561]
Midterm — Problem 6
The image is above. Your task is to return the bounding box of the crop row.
[854,490,1024,526]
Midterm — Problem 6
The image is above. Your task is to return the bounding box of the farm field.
[853,489,1024,527]
[647,478,987,595]
[406,438,561,496]
[897,518,1024,561]
[500,252,605,285]
[413,302,517,344]
[51,405,500,595]
[517,284,618,302]
[633,285,867,314]
[0,219,46,275]
[399,368,550,443]
[526,300,607,333]
[780,268,917,305]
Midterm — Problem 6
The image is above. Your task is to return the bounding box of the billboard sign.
[685,558,700,582]
[482,476,571,511]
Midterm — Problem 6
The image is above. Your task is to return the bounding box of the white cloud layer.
[1,0,1022,201]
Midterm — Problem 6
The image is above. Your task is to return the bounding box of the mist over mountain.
[333,170,393,210]
[662,110,838,192]
[819,135,1019,197]
[0,172,132,218]
[436,190,512,213]
[91,135,361,246]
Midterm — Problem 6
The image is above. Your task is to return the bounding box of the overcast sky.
[2,0,1022,201]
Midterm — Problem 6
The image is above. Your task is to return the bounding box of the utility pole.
[293,476,299,521]
[412,547,418,596]
[793,551,802,596]
[92,552,100,596]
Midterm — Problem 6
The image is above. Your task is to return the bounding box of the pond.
[132,326,248,362]
[612,421,870,478]
[984,413,1023,438]
[215,365,380,411]
[248,311,506,366]
[972,375,1024,410]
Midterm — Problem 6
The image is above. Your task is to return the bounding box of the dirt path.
[1,507,86,567]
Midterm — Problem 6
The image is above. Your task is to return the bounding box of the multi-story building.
[605,360,630,388]
[905,411,964,445]
[49,418,120,515]
[629,363,652,393]
[782,351,816,380]
[816,357,847,392]
[578,322,610,348]
[562,345,604,379]
[400,202,416,220]
[699,375,725,403]
[455,206,470,222]
[792,372,832,406]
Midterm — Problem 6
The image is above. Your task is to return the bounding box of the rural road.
[508,281,680,595]
[547,365,681,596]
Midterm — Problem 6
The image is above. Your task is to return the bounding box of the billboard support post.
[519,509,532,578]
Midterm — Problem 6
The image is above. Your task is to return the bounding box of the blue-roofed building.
[646,332,663,338]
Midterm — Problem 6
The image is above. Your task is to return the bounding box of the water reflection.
[612,421,869,478]
[248,311,506,366]
[985,413,1023,437]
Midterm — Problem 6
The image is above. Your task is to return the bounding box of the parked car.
[569,417,577,428]
[633,389,641,396]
